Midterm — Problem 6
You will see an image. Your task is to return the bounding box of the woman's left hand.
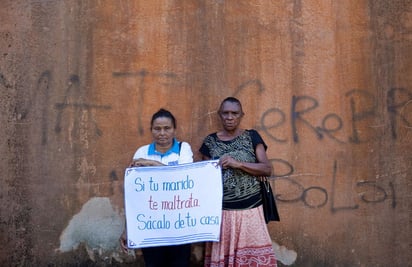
[219,155,241,169]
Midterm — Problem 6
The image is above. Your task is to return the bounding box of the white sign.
[124,160,222,248]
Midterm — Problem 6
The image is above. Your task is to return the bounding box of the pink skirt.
[204,206,277,267]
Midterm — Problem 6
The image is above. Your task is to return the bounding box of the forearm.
[237,161,272,177]
[130,158,165,167]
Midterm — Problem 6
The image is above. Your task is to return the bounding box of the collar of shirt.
[148,138,179,157]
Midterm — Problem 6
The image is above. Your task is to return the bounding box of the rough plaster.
[1,0,411,266]
[58,197,123,254]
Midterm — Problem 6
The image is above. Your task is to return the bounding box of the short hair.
[150,108,177,129]
[219,97,244,114]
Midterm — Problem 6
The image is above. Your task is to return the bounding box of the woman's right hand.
[129,158,164,167]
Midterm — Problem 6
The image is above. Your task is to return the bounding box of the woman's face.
[151,117,176,148]
[219,101,243,131]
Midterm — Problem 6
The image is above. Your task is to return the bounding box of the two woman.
[121,98,277,266]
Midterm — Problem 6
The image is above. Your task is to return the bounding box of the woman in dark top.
[199,97,277,267]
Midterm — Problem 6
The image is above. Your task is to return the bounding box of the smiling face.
[218,100,244,132]
[151,116,176,151]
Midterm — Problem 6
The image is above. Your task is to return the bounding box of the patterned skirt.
[204,206,277,267]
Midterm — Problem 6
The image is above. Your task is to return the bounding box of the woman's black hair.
[151,108,177,128]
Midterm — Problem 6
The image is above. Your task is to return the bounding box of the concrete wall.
[1,1,411,266]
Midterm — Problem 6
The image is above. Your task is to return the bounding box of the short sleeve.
[199,144,210,158]
[132,145,149,160]
[248,129,268,151]
[199,135,214,158]
[178,142,194,164]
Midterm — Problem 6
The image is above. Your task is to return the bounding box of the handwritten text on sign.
[124,160,222,248]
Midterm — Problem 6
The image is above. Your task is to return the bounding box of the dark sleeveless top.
[199,129,267,210]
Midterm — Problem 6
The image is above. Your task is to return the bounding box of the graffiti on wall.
[54,74,111,138]
[2,70,410,214]
[233,79,409,213]
[269,158,397,212]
